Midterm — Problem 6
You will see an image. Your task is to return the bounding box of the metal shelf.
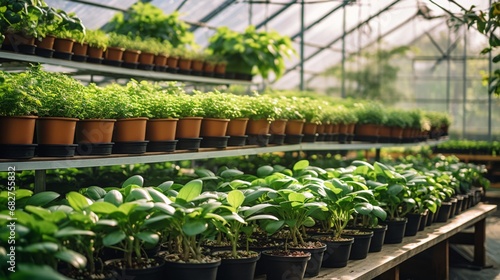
[0,51,253,85]
[0,139,447,172]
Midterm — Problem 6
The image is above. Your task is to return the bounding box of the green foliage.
[0,70,42,116]
[80,83,116,119]
[238,95,280,121]
[193,90,242,119]
[100,81,149,119]
[144,82,185,119]
[105,2,194,48]
[85,29,108,50]
[385,109,413,128]
[208,26,296,79]
[353,102,387,125]
[175,93,205,118]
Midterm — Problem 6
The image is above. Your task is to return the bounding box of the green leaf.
[23,242,59,253]
[121,175,144,188]
[177,179,203,202]
[257,165,274,177]
[293,160,309,171]
[354,202,373,215]
[55,227,95,237]
[153,202,175,215]
[26,191,59,207]
[15,189,33,200]
[89,201,119,215]
[85,186,107,200]
[227,190,245,209]
[103,230,126,246]
[11,264,70,280]
[103,190,123,206]
[66,192,91,211]
[182,220,207,236]
[220,169,244,179]
[54,250,87,268]
[146,187,171,204]
[387,184,404,196]
[288,192,306,203]
[136,231,159,245]
[157,180,174,192]
[247,214,278,221]
[265,220,285,235]
[126,188,153,202]
[24,205,51,219]
[372,206,387,220]
[118,202,137,215]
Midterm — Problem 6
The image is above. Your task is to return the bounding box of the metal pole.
[300,0,305,90]
[341,1,347,98]
[446,26,451,112]
[489,0,493,141]
[462,25,467,138]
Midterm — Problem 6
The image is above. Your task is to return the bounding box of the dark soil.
[212,250,259,259]
[342,229,372,235]
[288,240,325,249]
[265,250,310,257]
[62,269,118,280]
[106,258,163,270]
[162,253,221,264]
[313,235,353,242]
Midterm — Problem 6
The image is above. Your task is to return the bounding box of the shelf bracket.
[34,170,47,193]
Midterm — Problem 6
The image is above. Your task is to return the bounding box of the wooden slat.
[311,203,497,280]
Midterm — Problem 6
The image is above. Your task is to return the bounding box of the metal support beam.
[63,0,127,12]
[190,0,237,32]
[341,2,346,98]
[300,0,305,90]
[489,0,493,141]
[462,25,467,138]
[446,26,451,112]
[281,0,401,82]
[255,0,295,29]
[176,0,189,11]
[290,1,351,40]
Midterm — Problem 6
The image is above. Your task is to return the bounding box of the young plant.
[193,90,242,119]
[85,29,108,50]
[0,71,42,116]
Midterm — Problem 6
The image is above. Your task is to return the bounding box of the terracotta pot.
[53,38,75,53]
[390,126,404,139]
[72,42,88,56]
[338,123,348,134]
[192,60,204,72]
[123,49,141,63]
[347,123,356,134]
[269,119,288,135]
[246,119,271,135]
[226,118,249,136]
[146,118,178,141]
[88,46,104,59]
[378,125,391,138]
[75,119,116,143]
[0,116,37,144]
[139,52,155,65]
[112,117,148,142]
[105,47,125,61]
[317,124,326,134]
[37,117,78,145]
[176,117,203,138]
[36,35,56,50]
[324,123,334,134]
[285,119,305,135]
[331,124,340,134]
[167,57,179,68]
[154,54,168,67]
[3,32,35,47]
[178,58,192,70]
[303,122,318,134]
[402,127,413,139]
[215,63,226,75]
[355,124,379,136]
[204,63,215,73]
[200,118,230,137]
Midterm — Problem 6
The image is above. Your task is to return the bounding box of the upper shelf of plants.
[0,1,295,85]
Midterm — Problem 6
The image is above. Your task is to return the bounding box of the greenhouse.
[0,0,499,280]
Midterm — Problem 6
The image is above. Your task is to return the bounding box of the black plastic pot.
[261,250,311,280]
[269,134,285,145]
[112,141,148,154]
[342,230,373,260]
[106,258,165,280]
[103,59,123,67]
[316,133,326,141]
[146,140,177,152]
[200,136,229,148]
[404,213,422,237]
[426,210,435,226]
[383,218,407,244]
[313,236,354,268]
[365,225,387,252]
[0,144,37,159]
[138,64,154,71]
[37,144,78,157]
[123,62,139,69]
[87,57,103,64]
[455,196,464,215]
[35,47,54,58]
[418,211,428,231]
[302,134,317,143]
[284,134,303,144]
[213,251,260,280]
[227,135,247,146]
[18,44,36,55]
[163,258,220,280]
[53,51,72,60]
[435,202,452,223]
[76,142,114,156]
[289,243,327,277]
[72,54,87,62]
[449,198,458,218]
[246,134,270,147]
[176,138,202,151]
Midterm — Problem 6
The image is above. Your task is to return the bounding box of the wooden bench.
[312,203,497,280]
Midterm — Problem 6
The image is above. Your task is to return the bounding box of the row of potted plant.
[433,140,500,156]
[0,155,487,280]
[0,1,296,80]
[0,66,453,158]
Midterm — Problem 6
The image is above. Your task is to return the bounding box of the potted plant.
[211,189,278,280]
[296,98,323,142]
[385,109,412,143]
[174,93,205,150]
[240,95,280,146]
[104,33,127,65]
[144,82,183,152]
[26,65,85,157]
[105,80,149,154]
[195,91,243,148]
[0,70,41,158]
[208,26,296,81]
[353,102,387,143]
[85,29,109,63]
[75,83,116,156]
